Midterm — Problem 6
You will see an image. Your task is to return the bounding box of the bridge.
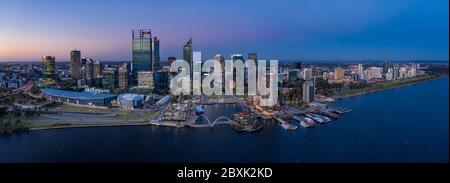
[185,115,237,128]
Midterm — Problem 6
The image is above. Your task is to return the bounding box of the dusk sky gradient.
[0,0,448,62]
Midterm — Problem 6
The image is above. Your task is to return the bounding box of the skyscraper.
[183,37,192,65]
[393,64,400,80]
[295,62,302,70]
[183,37,193,94]
[153,36,160,70]
[132,29,153,84]
[214,54,225,93]
[118,63,128,90]
[167,56,177,66]
[70,50,81,79]
[302,81,315,103]
[42,56,56,79]
[231,54,244,61]
[357,64,364,80]
[102,67,118,89]
[303,68,312,81]
[383,60,390,74]
[248,53,257,63]
[84,58,95,86]
[93,60,102,78]
[214,54,225,64]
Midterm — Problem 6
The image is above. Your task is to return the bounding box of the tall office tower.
[132,29,153,84]
[93,60,102,78]
[42,56,56,79]
[214,54,225,64]
[84,58,95,86]
[302,81,315,103]
[231,54,244,62]
[167,56,177,66]
[303,68,312,81]
[383,60,390,74]
[183,37,193,65]
[183,37,193,94]
[334,67,345,80]
[248,53,257,63]
[152,36,160,70]
[102,67,118,89]
[118,64,128,90]
[81,58,87,67]
[295,62,302,70]
[214,54,225,93]
[70,50,81,79]
[231,54,245,85]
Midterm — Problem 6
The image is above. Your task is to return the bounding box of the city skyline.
[0,0,448,62]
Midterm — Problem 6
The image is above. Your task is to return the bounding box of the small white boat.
[281,123,297,131]
[300,121,309,128]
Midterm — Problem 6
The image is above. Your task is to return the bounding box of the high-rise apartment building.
[42,56,56,79]
[70,50,81,79]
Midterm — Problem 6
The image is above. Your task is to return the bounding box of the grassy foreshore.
[0,104,160,134]
[333,74,444,99]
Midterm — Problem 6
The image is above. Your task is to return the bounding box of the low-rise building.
[118,93,145,109]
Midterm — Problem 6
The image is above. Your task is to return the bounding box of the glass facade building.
[132,29,153,83]
[42,56,56,79]
[153,36,160,70]
[102,67,118,89]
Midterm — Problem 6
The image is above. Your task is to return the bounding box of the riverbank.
[333,74,445,99]
[29,122,151,131]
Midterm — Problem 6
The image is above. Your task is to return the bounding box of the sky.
[0,0,448,62]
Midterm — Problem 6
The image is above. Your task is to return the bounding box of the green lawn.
[335,75,440,97]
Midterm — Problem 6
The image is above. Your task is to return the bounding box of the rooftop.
[118,93,144,101]
[41,88,117,100]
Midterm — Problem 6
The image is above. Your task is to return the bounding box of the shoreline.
[2,75,446,134]
[332,75,446,99]
[29,122,152,132]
